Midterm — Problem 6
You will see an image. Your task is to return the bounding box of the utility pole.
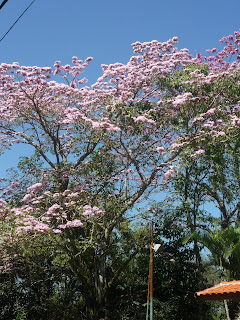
[146,221,154,320]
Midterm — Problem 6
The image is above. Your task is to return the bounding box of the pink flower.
[192,116,205,123]
[27,183,43,193]
[22,194,32,202]
[207,108,216,115]
[163,169,174,180]
[33,222,50,232]
[85,57,94,63]
[217,131,225,136]
[172,93,192,107]
[191,149,205,157]
[46,204,62,215]
[53,229,62,234]
[156,146,165,153]
[134,116,156,125]
[65,219,83,228]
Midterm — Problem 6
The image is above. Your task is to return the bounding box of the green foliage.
[187,224,240,279]
[0,212,212,320]
[12,314,28,320]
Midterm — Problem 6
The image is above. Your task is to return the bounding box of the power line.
[0,0,36,43]
[0,0,9,10]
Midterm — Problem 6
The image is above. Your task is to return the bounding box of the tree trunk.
[93,247,107,319]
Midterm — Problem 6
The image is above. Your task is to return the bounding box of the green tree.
[185,224,240,320]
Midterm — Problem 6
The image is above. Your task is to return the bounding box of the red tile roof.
[195,281,240,301]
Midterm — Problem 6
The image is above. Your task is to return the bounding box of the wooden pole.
[146,221,154,320]
[146,275,150,320]
[150,221,153,320]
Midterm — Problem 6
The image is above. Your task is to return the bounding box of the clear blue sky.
[0,0,240,173]
[1,0,240,82]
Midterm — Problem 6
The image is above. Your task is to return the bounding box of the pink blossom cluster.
[163,166,177,180]
[172,92,194,107]
[0,186,106,237]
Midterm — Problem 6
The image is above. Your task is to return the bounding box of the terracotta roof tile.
[195,281,240,301]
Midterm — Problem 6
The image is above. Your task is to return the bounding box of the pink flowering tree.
[1,32,240,318]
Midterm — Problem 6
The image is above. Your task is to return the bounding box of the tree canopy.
[1,31,240,319]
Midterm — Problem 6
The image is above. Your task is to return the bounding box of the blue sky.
[1,0,240,81]
[0,0,240,174]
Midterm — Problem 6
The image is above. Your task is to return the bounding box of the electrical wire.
[0,0,9,10]
[0,0,36,43]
